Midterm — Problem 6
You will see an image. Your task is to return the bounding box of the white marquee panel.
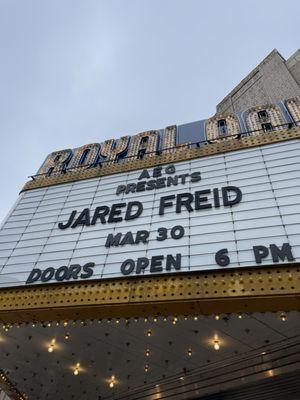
[0,139,299,287]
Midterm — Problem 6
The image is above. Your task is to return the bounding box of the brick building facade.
[217,49,300,114]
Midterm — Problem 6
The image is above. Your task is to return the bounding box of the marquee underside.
[0,312,300,400]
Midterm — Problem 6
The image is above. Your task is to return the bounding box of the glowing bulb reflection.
[73,363,80,375]
[48,339,56,353]
[108,375,116,388]
[214,340,220,351]
[280,313,287,322]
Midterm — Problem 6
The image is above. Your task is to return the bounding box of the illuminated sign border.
[33,98,299,182]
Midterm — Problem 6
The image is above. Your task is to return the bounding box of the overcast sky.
[0,0,299,221]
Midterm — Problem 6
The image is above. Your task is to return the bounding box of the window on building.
[79,149,90,165]
[258,110,268,121]
[53,154,61,163]
[217,119,227,136]
[140,136,149,145]
[46,167,54,177]
[261,123,273,132]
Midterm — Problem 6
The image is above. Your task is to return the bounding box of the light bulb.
[65,333,70,340]
[187,349,192,356]
[147,330,152,337]
[109,375,116,387]
[214,341,220,350]
[48,339,56,352]
[73,364,80,375]
[280,313,287,322]
[215,315,220,320]
[145,349,150,356]
[144,365,149,372]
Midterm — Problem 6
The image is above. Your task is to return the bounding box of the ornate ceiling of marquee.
[0,312,300,400]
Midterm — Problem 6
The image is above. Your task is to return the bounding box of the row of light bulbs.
[0,370,27,400]
[46,332,221,353]
[1,312,289,332]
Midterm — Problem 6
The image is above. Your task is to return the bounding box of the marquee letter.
[100,136,130,163]
[58,210,77,230]
[253,246,269,263]
[159,195,175,215]
[270,243,294,262]
[222,186,242,206]
[26,269,41,284]
[125,201,143,220]
[71,208,91,228]
[37,149,73,177]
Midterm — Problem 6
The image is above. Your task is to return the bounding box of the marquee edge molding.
[0,264,299,324]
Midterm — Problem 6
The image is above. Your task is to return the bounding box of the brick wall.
[286,49,300,87]
[217,49,300,113]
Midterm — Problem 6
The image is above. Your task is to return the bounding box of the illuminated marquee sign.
[35,98,300,179]
[0,139,299,288]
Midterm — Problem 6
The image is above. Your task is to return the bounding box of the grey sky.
[0,0,299,221]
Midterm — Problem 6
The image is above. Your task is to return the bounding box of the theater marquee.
[0,139,299,288]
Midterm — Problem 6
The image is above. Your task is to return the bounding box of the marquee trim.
[0,264,299,324]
